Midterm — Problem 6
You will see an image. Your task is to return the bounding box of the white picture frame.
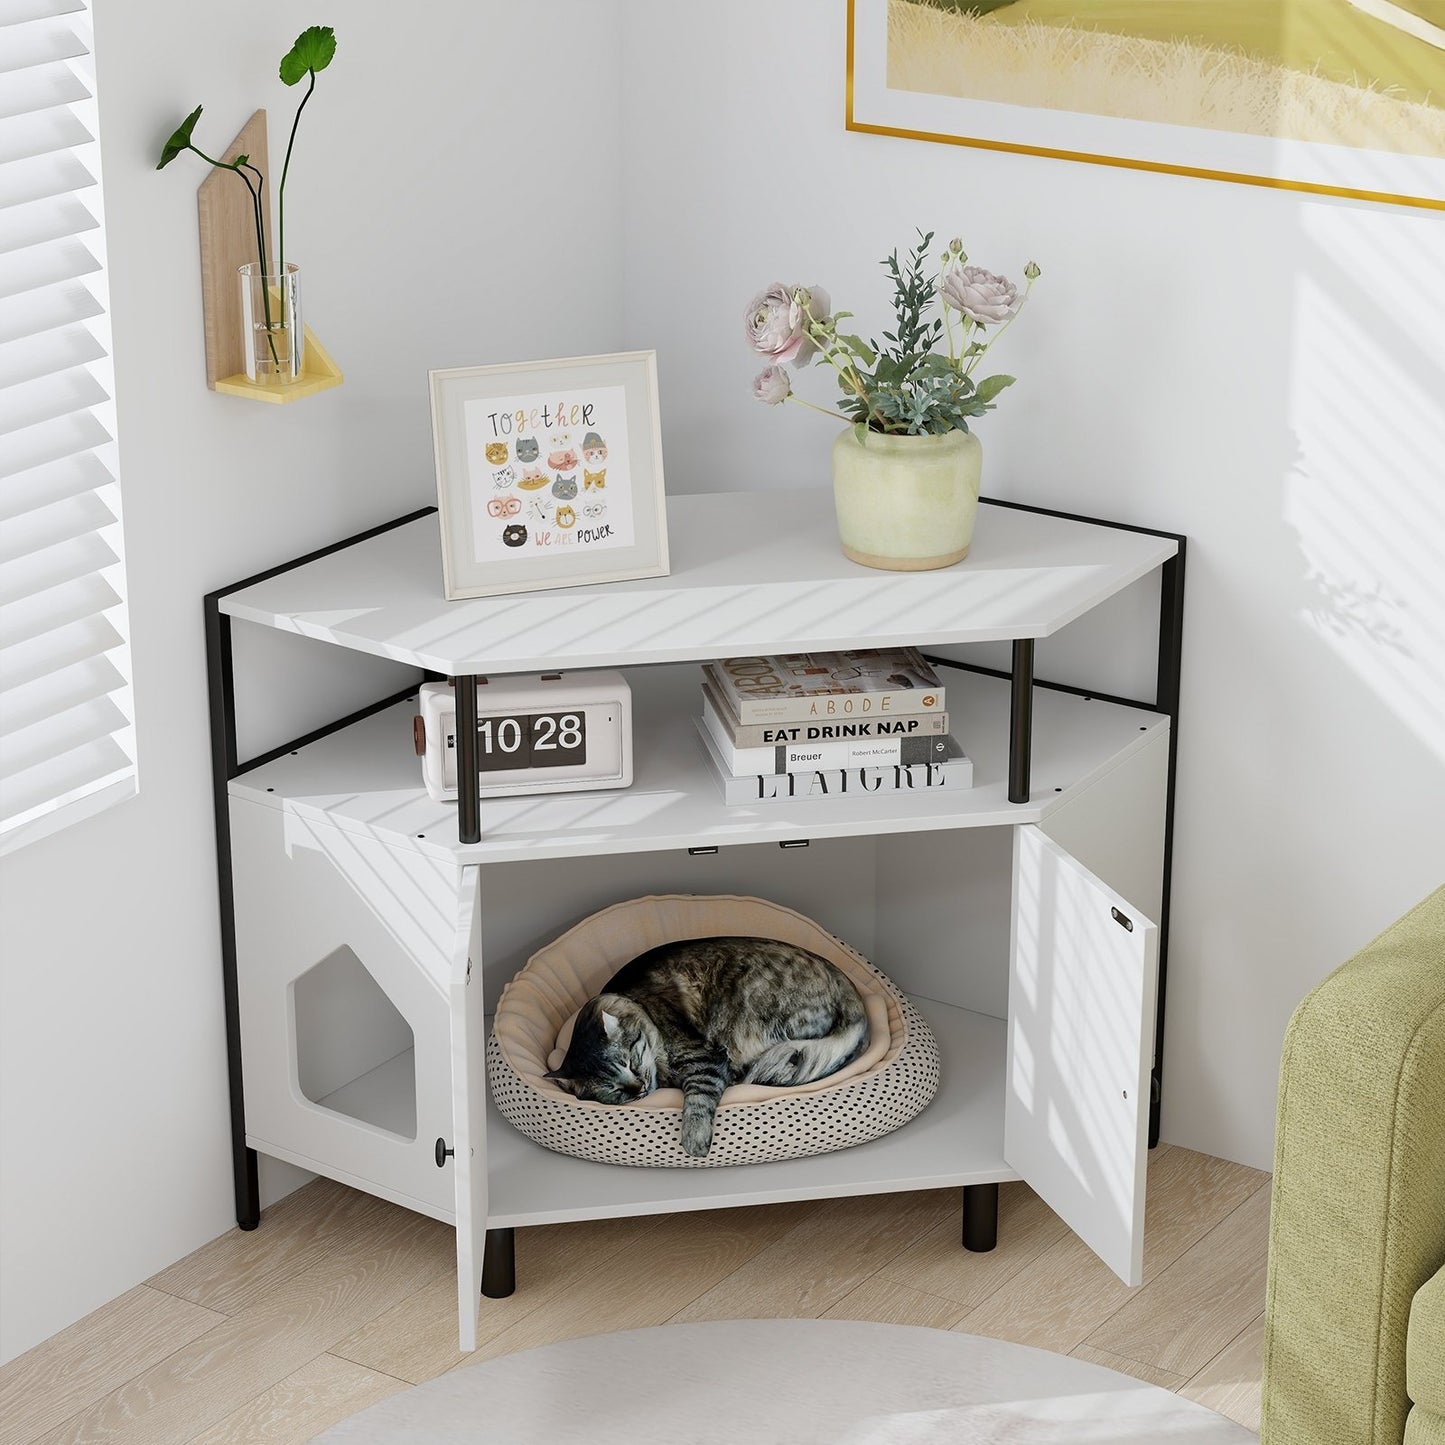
[429,350,670,600]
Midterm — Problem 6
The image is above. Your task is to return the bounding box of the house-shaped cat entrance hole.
[293,944,417,1140]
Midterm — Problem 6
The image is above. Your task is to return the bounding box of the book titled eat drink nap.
[704,648,946,725]
[701,682,950,747]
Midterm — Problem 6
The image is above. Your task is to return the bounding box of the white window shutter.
[0,0,137,854]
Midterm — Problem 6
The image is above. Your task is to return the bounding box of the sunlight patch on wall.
[1284,207,1445,763]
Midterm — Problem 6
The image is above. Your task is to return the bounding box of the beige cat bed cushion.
[487,894,941,1168]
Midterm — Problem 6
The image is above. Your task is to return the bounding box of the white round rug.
[314,1318,1258,1443]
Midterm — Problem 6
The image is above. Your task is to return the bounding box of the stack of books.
[695,648,973,804]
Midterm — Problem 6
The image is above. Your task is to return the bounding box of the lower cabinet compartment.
[231,768,1162,1345]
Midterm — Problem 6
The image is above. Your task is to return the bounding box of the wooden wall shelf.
[196,109,342,403]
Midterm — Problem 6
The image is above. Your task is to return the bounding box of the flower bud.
[950,237,964,255]
[1024,260,1041,280]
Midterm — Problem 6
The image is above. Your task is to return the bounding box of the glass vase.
[238,262,303,385]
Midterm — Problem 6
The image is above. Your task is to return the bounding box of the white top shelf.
[219,492,1177,676]
[230,664,1167,864]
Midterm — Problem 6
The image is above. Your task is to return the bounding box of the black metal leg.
[482,1227,516,1298]
[1149,546,1186,1148]
[1008,639,1034,804]
[961,1183,999,1252]
[455,674,481,845]
[204,599,261,1230]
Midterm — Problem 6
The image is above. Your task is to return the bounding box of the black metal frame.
[204,508,436,1229]
[205,496,1184,1265]
[967,495,1186,1153]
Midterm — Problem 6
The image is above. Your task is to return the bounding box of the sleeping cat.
[545,936,868,1157]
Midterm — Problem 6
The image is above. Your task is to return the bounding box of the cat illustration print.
[547,434,579,472]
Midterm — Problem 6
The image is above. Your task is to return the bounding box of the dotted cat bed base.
[487,894,941,1168]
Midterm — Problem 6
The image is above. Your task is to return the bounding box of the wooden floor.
[0,1144,1269,1444]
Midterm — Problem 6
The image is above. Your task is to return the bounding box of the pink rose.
[940,266,1021,326]
[752,365,792,405]
[745,283,831,365]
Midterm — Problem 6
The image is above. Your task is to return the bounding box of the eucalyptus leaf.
[975,374,1016,403]
[280,25,336,85]
[156,105,203,168]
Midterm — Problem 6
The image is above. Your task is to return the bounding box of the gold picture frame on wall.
[847,0,1445,211]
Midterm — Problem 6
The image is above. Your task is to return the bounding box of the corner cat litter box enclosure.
[487,894,941,1168]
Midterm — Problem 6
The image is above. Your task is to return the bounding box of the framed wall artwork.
[847,0,1445,211]
[429,350,670,600]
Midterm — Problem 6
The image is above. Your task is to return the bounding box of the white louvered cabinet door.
[0,0,135,854]
[1004,824,1160,1287]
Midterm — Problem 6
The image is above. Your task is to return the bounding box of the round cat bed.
[487,894,941,1168]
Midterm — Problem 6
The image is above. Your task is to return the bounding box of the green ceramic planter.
[831,427,983,571]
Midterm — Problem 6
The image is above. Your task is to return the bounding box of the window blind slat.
[0,106,89,165]
[0,609,122,686]
[0,20,84,75]
[0,233,100,301]
[0,449,113,523]
[0,59,89,121]
[0,276,103,344]
[0,489,114,565]
[0,527,117,608]
[0,365,108,437]
[0,404,109,477]
[0,319,103,388]
[0,192,98,257]
[0,150,95,210]
[0,733,131,824]
[0,651,123,735]
[0,0,87,25]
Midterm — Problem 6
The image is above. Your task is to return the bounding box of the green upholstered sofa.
[1262,884,1445,1445]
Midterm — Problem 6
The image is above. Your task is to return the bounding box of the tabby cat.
[545,936,868,1157]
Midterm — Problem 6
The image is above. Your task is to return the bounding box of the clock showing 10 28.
[413,672,633,802]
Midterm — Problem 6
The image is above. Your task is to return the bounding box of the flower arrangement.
[745,230,1039,437]
[156,25,337,367]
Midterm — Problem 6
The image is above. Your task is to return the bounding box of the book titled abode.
[704,648,946,725]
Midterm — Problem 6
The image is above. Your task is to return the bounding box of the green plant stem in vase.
[156,25,337,383]
[745,230,1040,570]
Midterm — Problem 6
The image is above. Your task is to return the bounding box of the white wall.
[617,0,1445,1170]
[0,0,623,1363]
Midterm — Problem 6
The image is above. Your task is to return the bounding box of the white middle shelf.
[230,663,1167,864]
